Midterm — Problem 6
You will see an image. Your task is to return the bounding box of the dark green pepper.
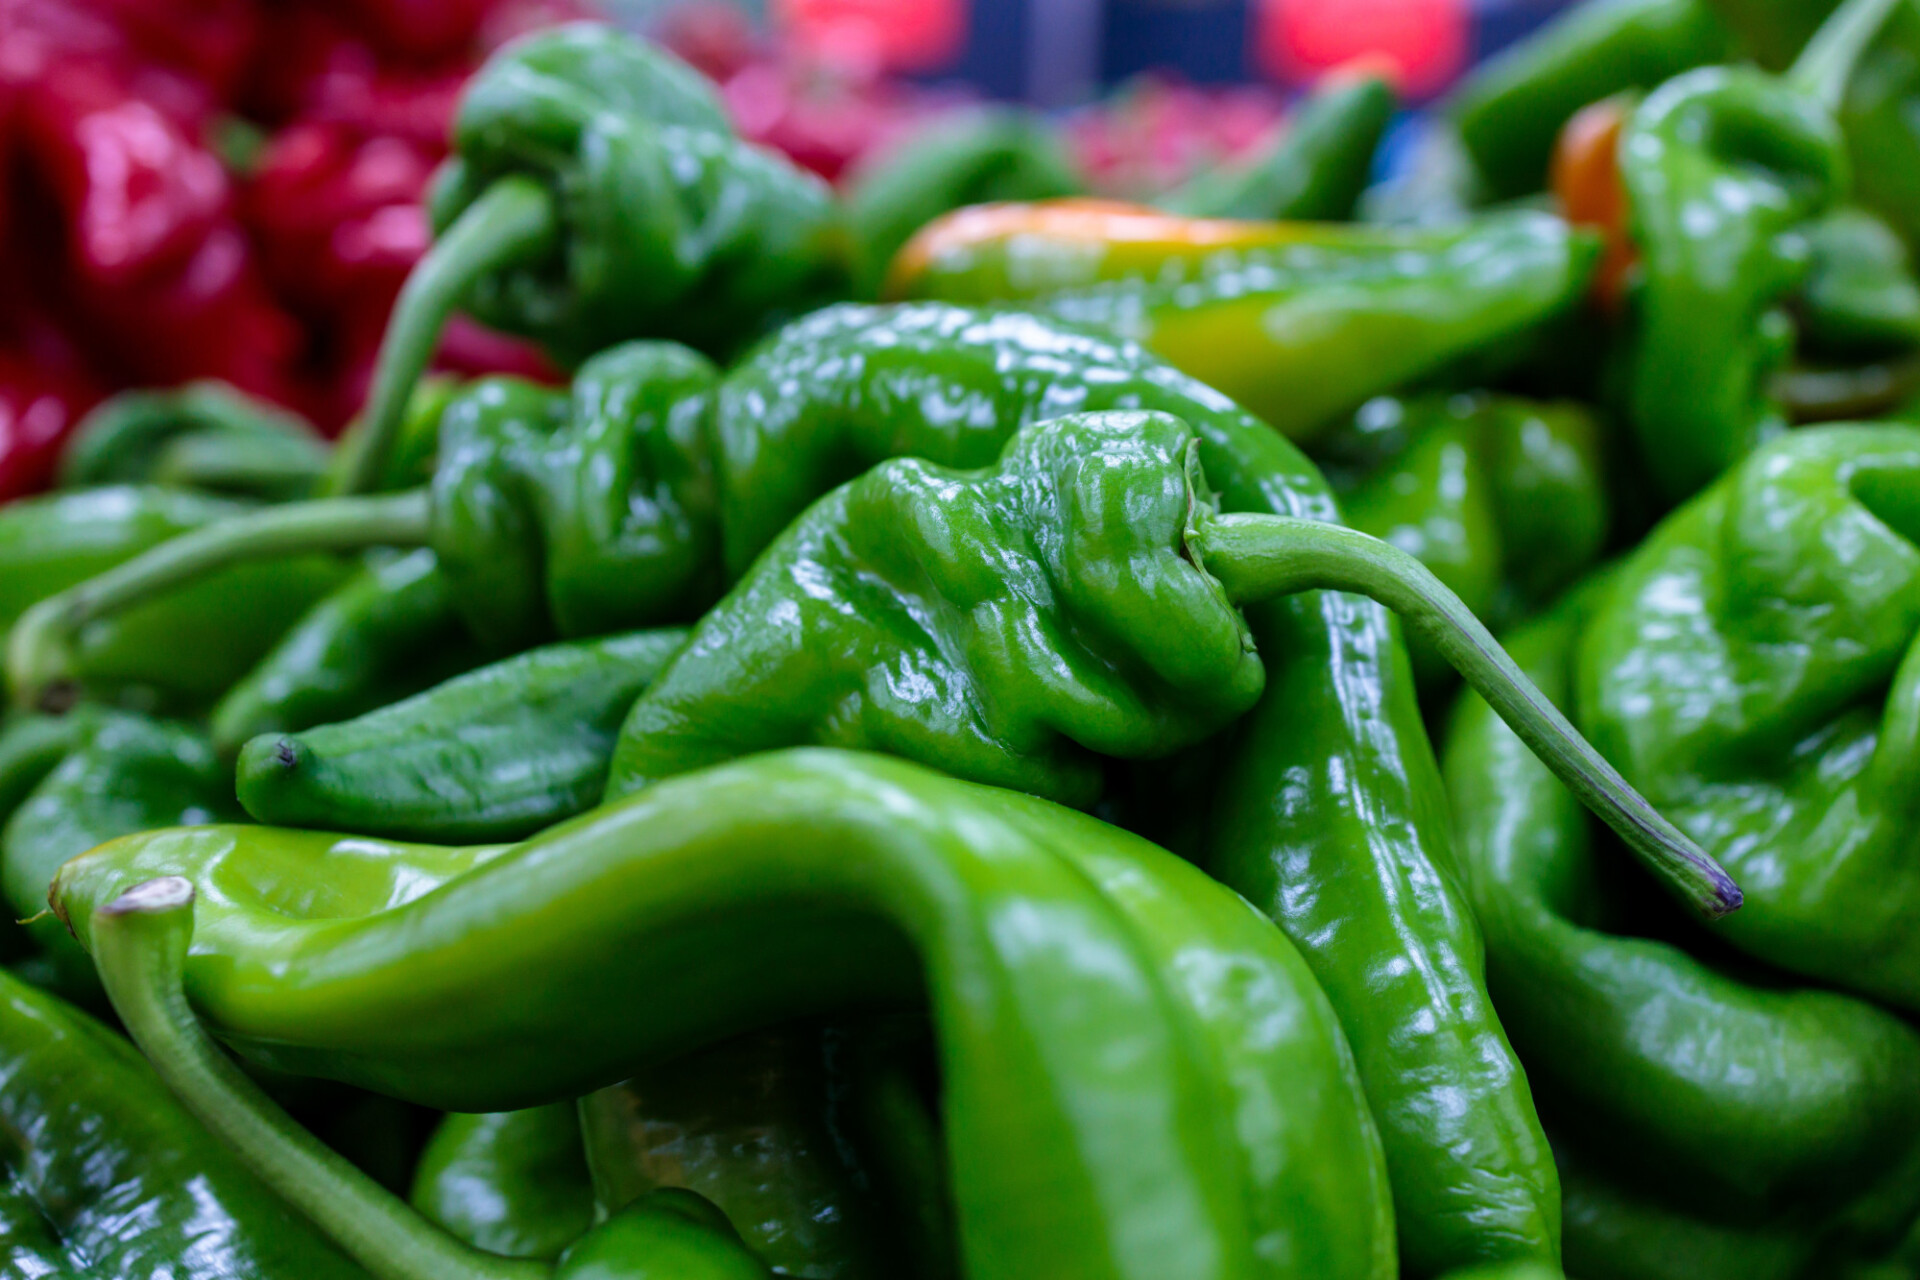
[1159,72,1398,222]
[65,747,1397,1279]
[59,379,330,501]
[340,22,845,496]
[844,107,1085,299]
[238,628,688,841]
[1796,205,1920,357]
[0,965,370,1277]
[412,1104,598,1261]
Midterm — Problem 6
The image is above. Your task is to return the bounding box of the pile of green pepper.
[4,9,1920,1278]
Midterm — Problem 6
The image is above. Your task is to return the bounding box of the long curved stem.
[336,176,560,496]
[1789,0,1907,113]
[6,491,430,710]
[1190,511,1743,919]
[91,877,546,1280]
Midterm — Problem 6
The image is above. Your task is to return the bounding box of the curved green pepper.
[239,628,688,841]
[1797,205,1920,358]
[59,379,331,501]
[412,1104,597,1260]
[845,107,1085,299]
[1159,73,1397,222]
[889,205,1597,444]
[62,747,1397,1280]
[1444,575,1920,1275]
[342,23,845,495]
[0,965,370,1278]
[1575,424,1920,1009]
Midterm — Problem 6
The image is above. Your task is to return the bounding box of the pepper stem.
[90,877,547,1280]
[1189,511,1744,920]
[6,491,431,710]
[1788,0,1907,114]
[335,176,559,496]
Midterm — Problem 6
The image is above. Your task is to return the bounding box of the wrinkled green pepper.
[1796,205,1920,357]
[412,1104,598,1261]
[240,628,687,841]
[341,22,845,495]
[1158,72,1398,222]
[844,107,1085,298]
[888,205,1597,443]
[1318,392,1610,682]
[1445,571,1920,1278]
[63,748,1398,1280]
[59,379,331,501]
[0,965,370,1278]
[1447,0,1733,199]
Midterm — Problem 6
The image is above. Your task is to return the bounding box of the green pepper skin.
[411,1104,597,1260]
[1575,425,1920,1009]
[2,709,237,1000]
[0,967,369,1278]
[323,376,461,498]
[239,628,688,841]
[1443,580,1920,1272]
[210,549,484,756]
[58,379,330,501]
[1327,393,1609,682]
[1160,74,1397,222]
[582,1028,896,1278]
[895,209,1597,444]
[54,748,1397,1280]
[845,107,1085,298]
[430,23,846,364]
[0,486,345,710]
[1797,206,1920,358]
[1618,66,1846,499]
[1448,0,1732,199]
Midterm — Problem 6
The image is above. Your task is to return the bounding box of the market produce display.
[5,0,1920,1276]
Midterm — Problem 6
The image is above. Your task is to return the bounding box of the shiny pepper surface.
[0,967,369,1278]
[1445,582,1920,1277]
[55,748,1397,1280]
[1578,425,1920,1010]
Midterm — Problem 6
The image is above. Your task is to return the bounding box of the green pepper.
[888,205,1597,444]
[1444,578,1920,1273]
[412,1104,597,1261]
[340,22,845,496]
[0,486,346,711]
[1158,73,1398,222]
[239,628,688,841]
[1,707,237,1002]
[0,965,371,1277]
[1796,205,1920,357]
[209,550,485,756]
[1447,0,1733,200]
[1615,0,1902,499]
[1570,424,1920,1010]
[1320,392,1610,682]
[845,107,1085,299]
[58,379,331,501]
[581,1026,898,1277]
[64,747,1398,1279]
[2,301,1633,1270]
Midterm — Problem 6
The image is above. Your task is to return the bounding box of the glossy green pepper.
[63,747,1398,1280]
[340,22,845,495]
[844,106,1085,298]
[4,302,1640,1270]
[1573,424,1920,1009]
[1615,0,1901,498]
[0,965,370,1278]
[239,628,688,841]
[1158,72,1397,222]
[1447,0,1733,200]
[888,205,1598,444]
[59,379,331,501]
[1319,392,1610,682]
[2,708,236,1002]
[412,1104,597,1261]
[1445,585,1920,1275]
